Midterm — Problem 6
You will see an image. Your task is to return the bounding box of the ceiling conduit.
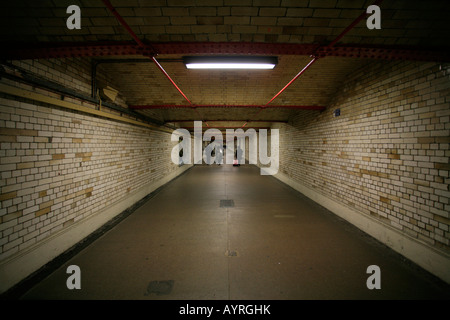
[2,42,448,62]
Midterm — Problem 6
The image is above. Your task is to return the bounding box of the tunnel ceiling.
[1,0,449,130]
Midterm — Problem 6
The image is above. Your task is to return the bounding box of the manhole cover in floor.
[220,199,235,207]
[145,280,174,296]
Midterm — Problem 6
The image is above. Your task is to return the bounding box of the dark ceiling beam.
[1,41,449,62]
[317,44,450,62]
[130,104,326,110]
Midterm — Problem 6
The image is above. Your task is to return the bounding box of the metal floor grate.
[226,250,239,257]
[145,280,174,296]
[220,199,235,207]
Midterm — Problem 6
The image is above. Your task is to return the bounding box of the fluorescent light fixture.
[183,56,278,70]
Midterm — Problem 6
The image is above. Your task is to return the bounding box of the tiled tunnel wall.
[0,58,192,292]
[276,60,450,258]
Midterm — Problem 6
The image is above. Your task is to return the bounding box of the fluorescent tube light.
[183,56,278,70]
[186,63,276,69]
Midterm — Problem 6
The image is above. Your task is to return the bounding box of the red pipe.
[263,0,383,107]
[130,104,325,110]
[264,57,317,107]
[102,0,193,107]
[249,80,321,126]
[101,0,145,48]
[327,0,384,48]
[150,56,193,105]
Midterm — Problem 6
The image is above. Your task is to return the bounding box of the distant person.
[216,142,223,165]
[234,146,243,166]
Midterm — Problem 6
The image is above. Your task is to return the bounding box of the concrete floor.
[16,165,450,300]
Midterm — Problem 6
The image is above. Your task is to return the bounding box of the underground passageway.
[16,165,450,300]
[1,1,450,302]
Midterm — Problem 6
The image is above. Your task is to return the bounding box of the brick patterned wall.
[277,60,450,253]
[0,98,182,261]
[0,56,186,266]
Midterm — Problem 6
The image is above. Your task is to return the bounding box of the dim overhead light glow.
[183,56,278,70]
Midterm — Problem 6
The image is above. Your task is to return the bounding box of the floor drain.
[220,199,235,207]
[145,280,174,296]
[226,250,239,257]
